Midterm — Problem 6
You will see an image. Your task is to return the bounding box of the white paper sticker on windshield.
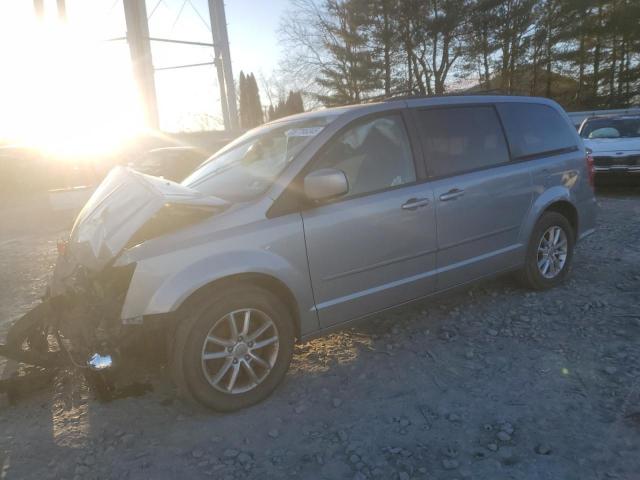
[285,127,324,138]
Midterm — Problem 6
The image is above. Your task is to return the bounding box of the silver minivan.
[5,96,597,411]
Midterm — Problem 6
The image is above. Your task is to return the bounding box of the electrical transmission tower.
[35,0,239,132]
[122,0,239,131]
[123,0,159,129]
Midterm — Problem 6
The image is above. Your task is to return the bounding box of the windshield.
[182,116,335,201]
[579,118,640,139]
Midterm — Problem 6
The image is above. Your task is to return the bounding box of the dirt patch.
[1,187,639,480]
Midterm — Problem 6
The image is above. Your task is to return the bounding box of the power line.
[108,0,120,14]
[149,37,213,47]
[155,61,215,71]
[106,36,213,47]
[170,0,188,34]
[187,0,211,32]
[148,0,164,20]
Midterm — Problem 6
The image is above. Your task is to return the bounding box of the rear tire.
[516,211,575,290]
[170,284,294,411]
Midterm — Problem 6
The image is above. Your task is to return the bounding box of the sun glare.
[0,10,144,159]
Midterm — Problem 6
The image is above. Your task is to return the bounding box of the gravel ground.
[1,187,639,480]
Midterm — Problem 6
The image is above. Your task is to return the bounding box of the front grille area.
[593,154,640,167]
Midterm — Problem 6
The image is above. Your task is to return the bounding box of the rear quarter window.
[497,103,577,159]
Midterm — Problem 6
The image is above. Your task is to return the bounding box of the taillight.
[585,150,595,188]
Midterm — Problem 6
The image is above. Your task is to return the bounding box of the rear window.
[497,103,576,159]
[579,117,640,139]
[415,106,510,178]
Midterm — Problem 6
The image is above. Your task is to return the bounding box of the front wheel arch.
[174,273,301,341]
[170,283,295,411]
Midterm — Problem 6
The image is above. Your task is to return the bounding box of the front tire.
[517,211,575,290]
[170,285,294,411]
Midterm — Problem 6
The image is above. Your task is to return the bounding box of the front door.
[301,113,438,327]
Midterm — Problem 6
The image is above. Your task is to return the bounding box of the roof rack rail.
[377,89,511,103]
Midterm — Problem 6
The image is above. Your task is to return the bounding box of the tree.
[247,73,264,126]
[238,71,264,129]
[238,71,249,128]
[314,0,383,106]
[286,90,305,114]
[462,0,499,89]
[368,0,401,96]
[410,0,468,95]
[491,0,537,93]
[268,90,306,120]
[279,0,639,109]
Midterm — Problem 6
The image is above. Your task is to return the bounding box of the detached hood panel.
[68,166,226,271]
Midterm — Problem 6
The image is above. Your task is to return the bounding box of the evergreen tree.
[368,0,400,96]
[285,91,305,114]
[314,0,383,106]
[238,71,264,129]
[281,0,639,109]
[248,73,264,127]
[238,71,250,129]
[269,91,305,120]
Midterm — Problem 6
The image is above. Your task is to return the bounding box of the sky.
[226,0,286,82]
[0,0,289,152]
[147,0,289,130]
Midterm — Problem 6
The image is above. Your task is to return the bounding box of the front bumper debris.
[87,353,114,371]
[0,261,139,401]
[1,166,220,403]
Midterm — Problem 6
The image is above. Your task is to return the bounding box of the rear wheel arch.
[175,273,301,340]
[517,210,575,290]
[541,200,578,239]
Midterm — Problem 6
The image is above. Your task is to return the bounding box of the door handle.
[439,188,465,201]
[401,197,430,210]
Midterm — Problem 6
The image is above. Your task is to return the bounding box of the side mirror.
[304,168,349,201]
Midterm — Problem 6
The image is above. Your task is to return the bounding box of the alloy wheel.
[536,225,568,279]
[200,308,280,394]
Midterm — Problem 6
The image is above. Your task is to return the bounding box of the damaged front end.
[1,167,225,396]
[0,262,138,400]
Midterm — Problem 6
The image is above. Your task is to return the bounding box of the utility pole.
[208,0,239,130]
[56,0,67,21]
[33,0,66,21]
[123,0,159,130]
[33,0,44,19]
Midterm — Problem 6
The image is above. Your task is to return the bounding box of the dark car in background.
[129,146,210,182]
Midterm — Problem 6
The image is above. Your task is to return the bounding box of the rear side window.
[415,106,510,178]
[497,103,576,159]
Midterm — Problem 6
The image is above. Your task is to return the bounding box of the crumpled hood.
[583,137,640,154]
[66,166,227,272]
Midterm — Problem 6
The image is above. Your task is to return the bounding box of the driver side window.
[313,114,416,198]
